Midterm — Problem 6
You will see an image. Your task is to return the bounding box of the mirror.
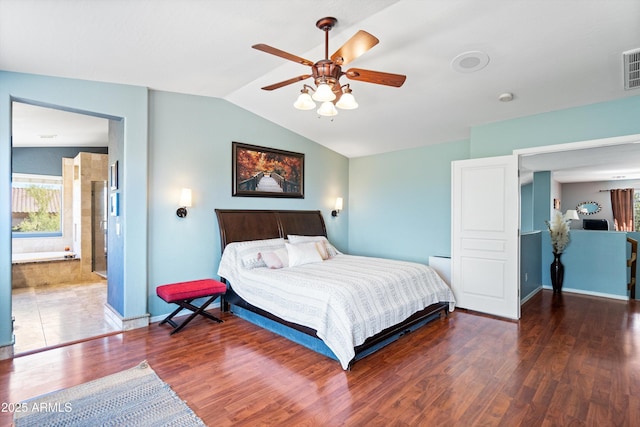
[576,201,602,215]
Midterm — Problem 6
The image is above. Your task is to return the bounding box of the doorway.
[10,102,120,354]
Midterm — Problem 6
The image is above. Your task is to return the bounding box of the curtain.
[610,188,634,231]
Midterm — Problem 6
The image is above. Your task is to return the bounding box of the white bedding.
[218,239,456,369]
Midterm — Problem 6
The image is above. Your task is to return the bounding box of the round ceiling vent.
[451,51,490,73]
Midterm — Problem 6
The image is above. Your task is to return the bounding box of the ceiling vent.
[623,48,640,90]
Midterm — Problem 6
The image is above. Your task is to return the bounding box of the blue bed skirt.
[230,304,446,367]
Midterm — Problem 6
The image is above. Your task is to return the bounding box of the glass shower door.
[91,180,108,278]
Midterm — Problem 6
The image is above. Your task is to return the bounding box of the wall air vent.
[623,48,640,90]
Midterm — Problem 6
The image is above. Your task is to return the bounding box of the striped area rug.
[14,361,205,426]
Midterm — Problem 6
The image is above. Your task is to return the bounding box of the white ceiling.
[3,0,640,181]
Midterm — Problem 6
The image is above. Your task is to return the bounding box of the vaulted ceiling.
[3,1,640,179]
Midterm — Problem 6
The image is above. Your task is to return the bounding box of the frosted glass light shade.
[293,92,316,110]
[334,197,343,211]
[317,101,338,117]
[312,83,336,102]
[564,209,579,220]
[336,92,358,109]
[179,188,192,207]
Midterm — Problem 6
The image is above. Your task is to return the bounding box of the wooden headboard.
[215,209,327,250]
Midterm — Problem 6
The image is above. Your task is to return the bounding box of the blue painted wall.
[147,90,349,316]
[541,230,627,297]
[470,96,640,158]
[348,139,469,263]
[521,183,533,232]
[521,232,542,300]
[13,147,108,175]
[533,171,552,231]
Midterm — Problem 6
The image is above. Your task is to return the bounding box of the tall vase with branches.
[546,210,573,293]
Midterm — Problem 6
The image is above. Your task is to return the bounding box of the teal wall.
[147,90,348,316]
[532,171,551,231]
[521,183,533,232]
[348,95,640,299]
[348,140,469,263]
[521,232,542,300]
[541,230,628,297]
[470,96,640,158]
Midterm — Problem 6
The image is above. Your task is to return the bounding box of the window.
[11,173,62,237]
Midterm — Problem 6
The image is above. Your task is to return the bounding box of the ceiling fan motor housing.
[313,60,342,93]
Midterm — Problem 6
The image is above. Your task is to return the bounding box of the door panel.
[452,155,519,319]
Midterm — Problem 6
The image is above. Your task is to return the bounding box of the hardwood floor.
[1,290,639,426]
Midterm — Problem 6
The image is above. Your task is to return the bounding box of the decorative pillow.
[286,242,324,267]
[287,235,340,258]
[259,248,289,269]
[235,238,286,269]
[315,241,329,260]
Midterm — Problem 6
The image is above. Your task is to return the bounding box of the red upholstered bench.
[157,279,226,334]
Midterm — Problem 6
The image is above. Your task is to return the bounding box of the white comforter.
[218,240,456,369]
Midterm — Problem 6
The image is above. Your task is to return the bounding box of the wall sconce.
[176,188,192,218]
[331,197,343,217]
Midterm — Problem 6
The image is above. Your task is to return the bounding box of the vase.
[550,252,564,293]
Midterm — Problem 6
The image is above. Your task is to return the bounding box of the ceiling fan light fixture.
[312,82,336,102]
[294,89,316,110]
[317,101,338,117]
[336,85,358,110]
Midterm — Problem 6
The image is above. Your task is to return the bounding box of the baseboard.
[521,286,542,304]
[0,342,14,360]
[540,285,629,301]
[104,304,150,331]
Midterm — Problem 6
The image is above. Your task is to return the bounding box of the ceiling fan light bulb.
[317,101,338,117]
[312,83,336,102]
[294,92,316,110]
[336,92,358,110]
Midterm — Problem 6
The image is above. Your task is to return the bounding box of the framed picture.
[110,193,119,217]
[110,161,119,190]
[232,142,304,198]
[553,198,561,210]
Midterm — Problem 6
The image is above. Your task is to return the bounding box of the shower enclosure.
[91,180,108,278]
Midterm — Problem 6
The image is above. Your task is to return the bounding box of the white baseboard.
[540,285,629,301]
[104,304,150,331]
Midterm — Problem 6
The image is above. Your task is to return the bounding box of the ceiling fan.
[252,17,407,116]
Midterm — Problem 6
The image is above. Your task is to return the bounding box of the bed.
[215,209,456,369]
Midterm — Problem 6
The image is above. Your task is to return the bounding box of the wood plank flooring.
[1,290,639,426]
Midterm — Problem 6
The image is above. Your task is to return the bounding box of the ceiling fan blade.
[330,30,379,66]
[345,68,407,87]
[261,75,312,91]
[252,44,314,66]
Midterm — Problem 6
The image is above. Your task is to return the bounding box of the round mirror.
[576,201,601,215]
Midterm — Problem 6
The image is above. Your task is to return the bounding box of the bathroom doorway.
[11,102,120,354]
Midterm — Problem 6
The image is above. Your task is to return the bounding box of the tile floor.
[11,281,121,354]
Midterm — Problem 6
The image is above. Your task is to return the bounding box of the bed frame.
[215,208,449,368]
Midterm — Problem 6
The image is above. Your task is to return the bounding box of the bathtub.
[12,251,77,264]
[12,251,81,288]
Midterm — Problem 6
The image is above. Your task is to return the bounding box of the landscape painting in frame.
[232,142,304,198]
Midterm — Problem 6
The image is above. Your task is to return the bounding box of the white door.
[452,155,520,319]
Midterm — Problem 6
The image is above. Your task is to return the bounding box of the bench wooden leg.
[160,295,223,335]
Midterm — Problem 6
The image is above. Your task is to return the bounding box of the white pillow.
[234,238,286,269]
[286,242,323,267]
[287,235,340,258]
[259,248,289,269]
